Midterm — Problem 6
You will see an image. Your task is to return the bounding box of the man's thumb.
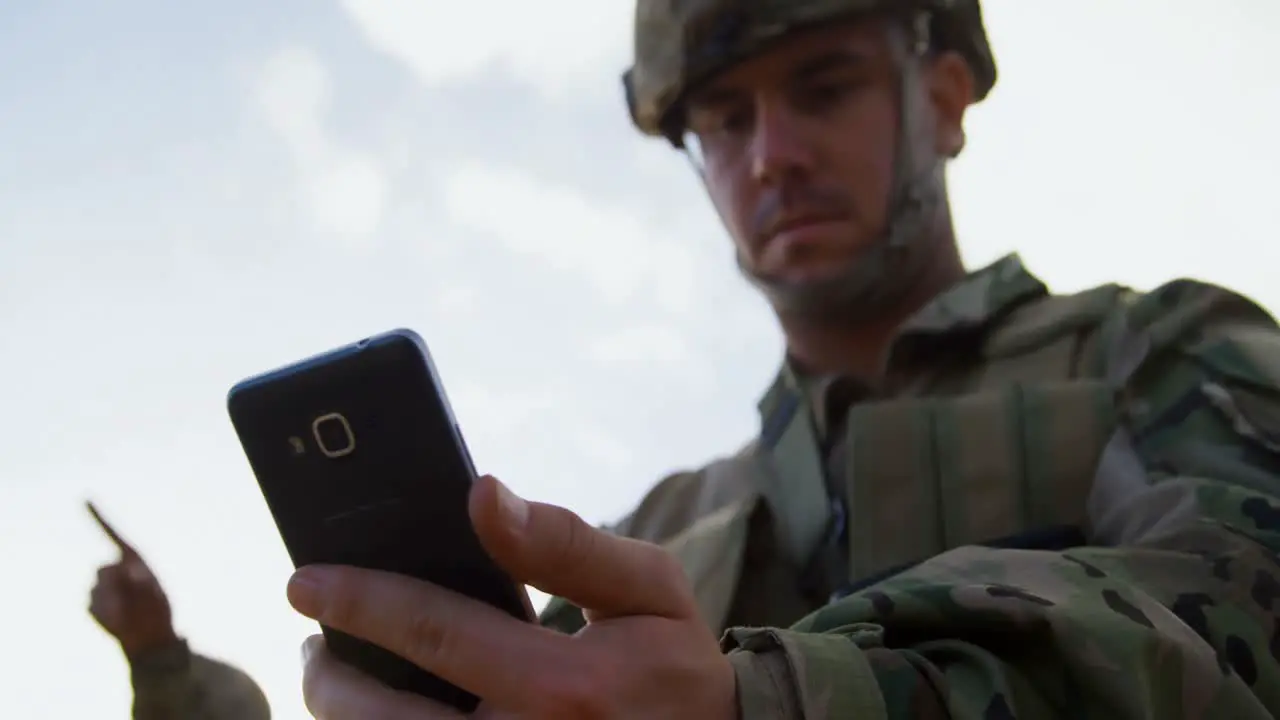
[468,475,695,620]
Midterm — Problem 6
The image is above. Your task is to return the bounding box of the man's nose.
[749,101,815,186]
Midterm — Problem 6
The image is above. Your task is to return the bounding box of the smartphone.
[226,328,533,711]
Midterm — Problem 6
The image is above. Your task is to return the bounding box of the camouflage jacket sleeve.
[723,281,1280,719]
[130,639,270,720]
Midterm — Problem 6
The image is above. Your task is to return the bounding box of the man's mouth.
[766,214,847,244]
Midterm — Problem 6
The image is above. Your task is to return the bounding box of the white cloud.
[589,324,690,366]
[256,45,388,242]
[588,323,724,395]
[433,281,481,314]
[304,155,387,238]
[441,161,697,310]
[447,380,562,438]
[571,423,635,471]
[257,46,327,157]
[337,0,632,96]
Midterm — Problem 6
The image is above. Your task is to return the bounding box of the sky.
[1,0,1277,717]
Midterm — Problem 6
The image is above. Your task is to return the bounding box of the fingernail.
[288,568,329,617]
[491,477,528,530]
[300,635,321,665]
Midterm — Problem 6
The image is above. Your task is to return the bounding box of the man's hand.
[86,501,179,657]
[287,475,737,719]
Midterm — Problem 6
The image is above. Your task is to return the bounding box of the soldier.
[273,1,1280,718]
[87,502,271,719]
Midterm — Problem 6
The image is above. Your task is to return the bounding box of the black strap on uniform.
[830,524,1087,601]
[757,375,847,603]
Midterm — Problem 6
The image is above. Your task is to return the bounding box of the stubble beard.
[735,212,940,327]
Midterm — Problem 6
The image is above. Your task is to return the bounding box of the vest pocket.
[840,381,1116,584]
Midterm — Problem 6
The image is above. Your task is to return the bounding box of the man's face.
[682,19,969,303]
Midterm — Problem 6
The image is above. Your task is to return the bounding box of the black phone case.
[227,331,531,712]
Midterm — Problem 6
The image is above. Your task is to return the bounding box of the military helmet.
[623,0,997,143]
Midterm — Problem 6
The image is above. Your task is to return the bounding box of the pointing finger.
[86,501,139,558]
[468,475,696,621]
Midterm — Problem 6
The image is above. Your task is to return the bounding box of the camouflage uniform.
[542,256,1280,717]
[548,4,1280,716]
[135,2,1280,717]
[129,640,270,719]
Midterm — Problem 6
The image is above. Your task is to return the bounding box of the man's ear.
[928,51,975,158]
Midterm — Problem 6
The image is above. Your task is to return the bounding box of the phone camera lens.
[312,413,356,458]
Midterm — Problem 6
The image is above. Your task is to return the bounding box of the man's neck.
[779,250,966,379]
[781,315,901,379]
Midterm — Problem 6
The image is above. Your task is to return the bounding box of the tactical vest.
[711,282,1153,631]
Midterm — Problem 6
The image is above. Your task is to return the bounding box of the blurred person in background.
[87,502,270,720]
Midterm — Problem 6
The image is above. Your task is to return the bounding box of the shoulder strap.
[755,374,834,568]
[1086,292,1161,544]
[982,284,1127,359]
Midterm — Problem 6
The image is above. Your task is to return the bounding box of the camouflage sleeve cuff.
[128,638,193,685]
[723,627,887,720]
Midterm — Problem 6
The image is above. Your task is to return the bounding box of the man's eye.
[808,83,849,103]
[718,109,751,133]
[689,108,751,137]
[801,80,861,108]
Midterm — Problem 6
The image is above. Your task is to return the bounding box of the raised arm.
[130,641,271,720]
[87,503,271,720]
